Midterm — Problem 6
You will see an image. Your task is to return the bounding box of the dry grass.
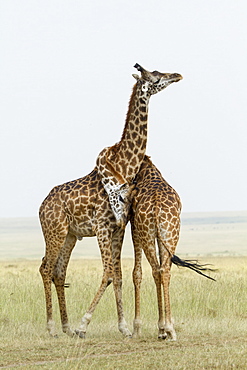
[0,257,247,369]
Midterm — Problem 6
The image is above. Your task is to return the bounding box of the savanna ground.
[0,212,247,369]
[1,257,247,369]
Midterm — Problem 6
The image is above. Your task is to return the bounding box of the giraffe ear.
[132,74,140,80]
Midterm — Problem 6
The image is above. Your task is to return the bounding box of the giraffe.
[96,63,183,229]
[39,64,182,339]
[130,156,215,341]
[39,168,130,338]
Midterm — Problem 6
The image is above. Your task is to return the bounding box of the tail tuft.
[171,255,216,281]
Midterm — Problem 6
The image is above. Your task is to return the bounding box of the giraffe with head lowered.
[39,64,182,339]
[130,156,215,341]
[96,64,182,228]
[39,168,129,338]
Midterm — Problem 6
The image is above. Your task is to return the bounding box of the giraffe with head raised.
[96,64,182,228]
[130,156,215,341]
[39,64,182,339]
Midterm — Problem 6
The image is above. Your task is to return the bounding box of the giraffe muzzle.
[168,73,183,82]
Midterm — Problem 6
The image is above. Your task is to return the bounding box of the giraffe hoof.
[124,334,132,340]
[158,333,167,340]
[74,329,86,339]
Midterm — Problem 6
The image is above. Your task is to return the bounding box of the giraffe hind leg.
[141,239,168,340]
[159,243,177,341]
[39,237,67,337]
[52,233,77,337]
[39,258,56,336]
[131,224,143,338]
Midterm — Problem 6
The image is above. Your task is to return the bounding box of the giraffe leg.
[153,268,167,340]
[52,233,77,337]
[111,229,132,338]
[39,257,55,336]
[39,235,67,337]
[142,242,167,340]
[75,229,116,338]
[160,255,176,341]
[76,228,131,339]
[131,223,142,338]
[75,260,113,338]
[157,236,177,340]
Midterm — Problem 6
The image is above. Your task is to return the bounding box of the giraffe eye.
[119,195,125,203]
[154,78,161,85]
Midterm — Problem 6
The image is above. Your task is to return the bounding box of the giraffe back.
[39,168,116,242]
[131,156,182,253]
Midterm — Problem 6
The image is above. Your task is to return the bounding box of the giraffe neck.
[111,81,150,180]
[96,80,151,228]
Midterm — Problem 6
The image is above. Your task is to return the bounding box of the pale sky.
[1,0,247,217]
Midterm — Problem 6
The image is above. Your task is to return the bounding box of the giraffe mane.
[111,82,138,155]
[97,83,139,186]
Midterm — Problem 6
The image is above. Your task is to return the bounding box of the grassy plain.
[0,257,247,369]
[0,211,247,369]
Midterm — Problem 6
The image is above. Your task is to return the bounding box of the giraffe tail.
[171,255,216,281]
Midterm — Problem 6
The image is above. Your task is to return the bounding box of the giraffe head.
[133,63,182,96]
[105,182,137,229]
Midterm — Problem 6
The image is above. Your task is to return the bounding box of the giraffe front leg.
[114,283,132,338]
[75,273,113,338]
[75,312,92,338]
[118,318,132,338]
[112,231,132,338]
[75,233,115,339]
[112,277,132,338]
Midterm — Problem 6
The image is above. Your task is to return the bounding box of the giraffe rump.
[171,255,216,281]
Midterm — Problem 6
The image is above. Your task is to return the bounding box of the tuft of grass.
[0,257,247,369]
